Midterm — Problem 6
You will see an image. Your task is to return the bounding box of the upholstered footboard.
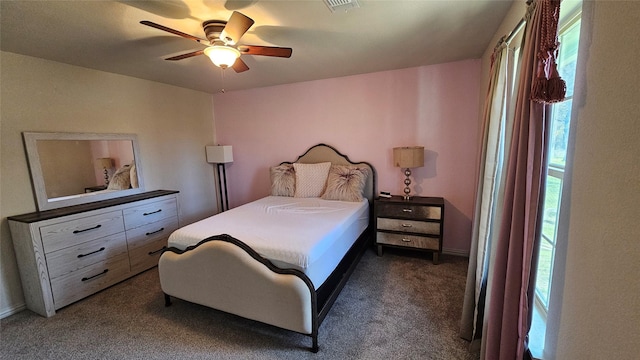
[158,235,319,351]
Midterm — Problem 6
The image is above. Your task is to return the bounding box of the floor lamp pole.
[216,163,229,212]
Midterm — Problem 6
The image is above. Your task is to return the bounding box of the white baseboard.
[442,248,469,257]
[0,303,26,319]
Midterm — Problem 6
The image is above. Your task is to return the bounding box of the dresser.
[375,196,444,264]
[8,190,179,317]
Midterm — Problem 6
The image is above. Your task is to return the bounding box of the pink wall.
[213,59,481,254]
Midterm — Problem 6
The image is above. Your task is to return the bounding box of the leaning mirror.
[23,132,145,211]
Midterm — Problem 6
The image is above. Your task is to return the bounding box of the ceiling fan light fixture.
[204,45,241,69]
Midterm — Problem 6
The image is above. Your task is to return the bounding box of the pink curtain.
[482,1,555,359]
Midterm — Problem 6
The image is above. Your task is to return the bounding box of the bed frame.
[158,144,376,352]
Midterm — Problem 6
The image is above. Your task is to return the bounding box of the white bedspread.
[168,196,369,272]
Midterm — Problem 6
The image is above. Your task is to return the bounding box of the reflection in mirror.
[23,132,145,211]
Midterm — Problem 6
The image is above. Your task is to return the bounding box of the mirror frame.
[23,132,146,211]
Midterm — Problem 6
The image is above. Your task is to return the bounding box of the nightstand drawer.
[376,232,440,251]
[377,218,440,235]
[376,203,441,220]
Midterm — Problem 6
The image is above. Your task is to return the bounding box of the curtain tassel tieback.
[531,57,549,103]
[545,57,567,103]
[530,0,566,104]
[531,49,566,104]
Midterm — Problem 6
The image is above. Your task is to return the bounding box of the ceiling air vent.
[323,0,360,13]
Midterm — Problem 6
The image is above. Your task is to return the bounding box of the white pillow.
[293,162,332,198]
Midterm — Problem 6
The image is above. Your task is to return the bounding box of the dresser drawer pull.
[148,246,167,256]
[402,208,413,213]
[145,227,165,236]
[81,269,109,282]
[143,209,162,216]
[402,238,412,242]
[73,224,102,234]
[77,247,106,258]
[402,223,413,228]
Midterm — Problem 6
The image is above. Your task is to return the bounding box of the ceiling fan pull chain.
[220,68,226,93]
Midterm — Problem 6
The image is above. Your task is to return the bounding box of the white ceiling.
[1,0,514,94]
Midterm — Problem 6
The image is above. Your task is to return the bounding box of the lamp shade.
[393,146,424,168]
[206,145,233,164]
[204,46,240,68]
[96,158,113,169]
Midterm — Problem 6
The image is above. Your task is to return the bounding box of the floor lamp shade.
[393,146,425,200]
[206,145,233,164]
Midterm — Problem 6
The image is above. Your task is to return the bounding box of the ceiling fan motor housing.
[202,20,228,44]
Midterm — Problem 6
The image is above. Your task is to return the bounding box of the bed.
[158,144,376,352]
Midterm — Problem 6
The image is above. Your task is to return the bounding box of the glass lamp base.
[403,168,412,200]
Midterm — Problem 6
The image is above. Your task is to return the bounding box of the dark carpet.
[1,248,479,360]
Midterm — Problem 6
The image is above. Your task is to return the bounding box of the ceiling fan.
[140,11,292,73]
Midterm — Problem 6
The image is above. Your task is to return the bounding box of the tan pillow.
[107,164,131,190]
[270,164,295,196]
[293,162,332,198]
[321,165,369,202]
[130,162,139,188]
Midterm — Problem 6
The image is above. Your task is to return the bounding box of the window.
[535,12,581,314]
[529,9,581,359]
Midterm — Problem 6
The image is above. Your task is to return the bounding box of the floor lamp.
[206,145,233,212]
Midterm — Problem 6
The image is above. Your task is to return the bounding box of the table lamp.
[393,146,424,200]
[96,158,114,186]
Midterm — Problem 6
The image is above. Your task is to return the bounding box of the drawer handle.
[148,246,167,256]
[402,208,413,213]
[402,238,412,242]
[402,223,413,228]
[73,224,102,234]
[77,247,106,258]
[146,227,165,236]
[143,209,162,216]
[81,269,109,282]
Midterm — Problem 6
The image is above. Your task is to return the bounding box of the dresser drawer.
[123,197,178,230]
[46,233,129,280]
[40,211,125,253]
[50,253,131,309]
[126,217,179,249]
[377,218,440,235]
[129,237,167,274]
[376,203,441,220]
[376,232,440,251]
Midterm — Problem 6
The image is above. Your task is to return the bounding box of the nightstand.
[84,185,108,193]
[375,195,445,264]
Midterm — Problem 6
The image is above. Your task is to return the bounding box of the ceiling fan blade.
[238,45,292,58]
[165,50,205,61]
[232,58,250,73]
[140,20,207,45]
[219,11,254,45]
